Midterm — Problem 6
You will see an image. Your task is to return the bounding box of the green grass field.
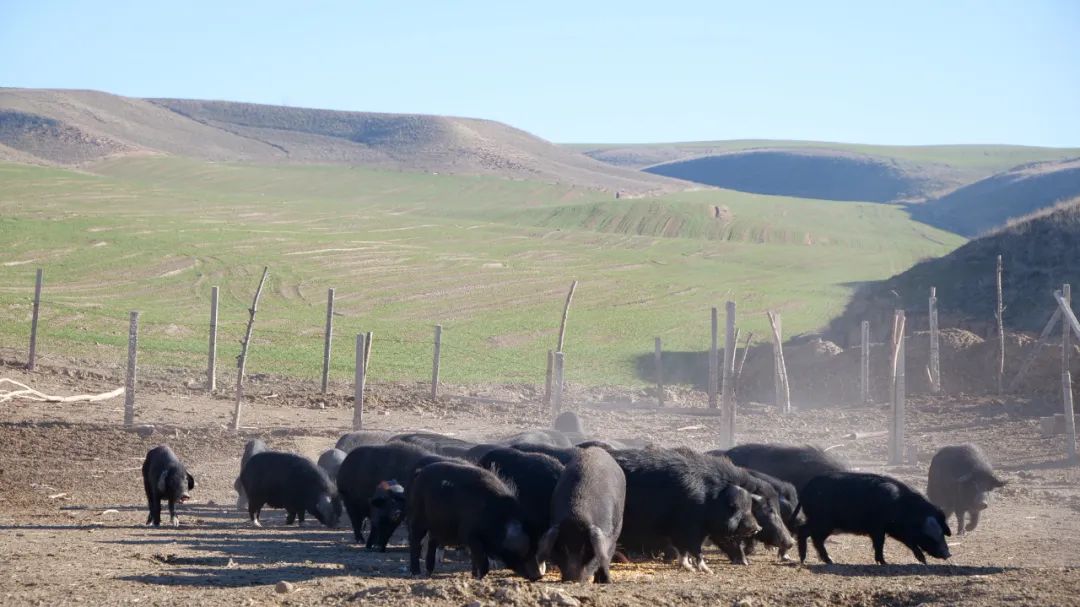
[0,157,964,387]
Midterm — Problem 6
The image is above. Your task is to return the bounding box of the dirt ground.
[1,359,1079,606]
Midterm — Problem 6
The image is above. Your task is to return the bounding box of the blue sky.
[2,1,1078,145]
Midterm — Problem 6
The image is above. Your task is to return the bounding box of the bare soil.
[1,361,1079,606]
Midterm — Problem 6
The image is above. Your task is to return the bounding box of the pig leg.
[871,531,887,565]
[408,521,427,575]
[468,538,490,579]
[965,509,980,532]
[286,511,296,525]
[248,501,263,527]
[425,536,439,575]
[810,531,832,565]
[144,476,156,525]
[955,511,966,536]
[168,499,179,527]
[297,511,305,527]
[344,500,366,543]
[797,527,809,563]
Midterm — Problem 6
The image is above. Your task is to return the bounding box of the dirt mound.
[0,109,132,164]
[735,328,1079,408]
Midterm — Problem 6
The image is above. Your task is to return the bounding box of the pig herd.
[141,412,1006,583]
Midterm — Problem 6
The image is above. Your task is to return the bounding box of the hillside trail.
[1,361,1079,606]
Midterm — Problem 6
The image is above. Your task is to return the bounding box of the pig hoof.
[252,519,262,528]
[538,562,547,576]
[696,559,713,574]
[678,555,695,572]
[170,516,179,528]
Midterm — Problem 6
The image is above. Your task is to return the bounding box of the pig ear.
[923,515,945,538]
[537,526,558,562]
[157,470,168,494]
[187,473,196,491]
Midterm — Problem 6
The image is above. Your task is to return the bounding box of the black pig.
[408,461,543,580]
[927,444,1006,535]
[538,446,626,583]
[240,451,341,527]
[142,445,195,527]
[798,472,951,565]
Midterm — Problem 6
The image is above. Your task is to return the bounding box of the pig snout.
[179,493,191,503]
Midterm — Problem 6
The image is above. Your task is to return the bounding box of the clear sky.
[2,1,1078,146]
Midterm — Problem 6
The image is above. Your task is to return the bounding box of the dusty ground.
[1,359,1079,606]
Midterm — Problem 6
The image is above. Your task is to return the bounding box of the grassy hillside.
[825,199,1080,347]
[0,88,678,193]
[0,157,963,387]
[571,140,1080,173]
[910,158,1080,236]
[572,140,1080,204]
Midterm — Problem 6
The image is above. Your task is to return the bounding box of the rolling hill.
[910,158,1080,236]
[0,88,680,193]
[573,140,1080,204]
[824,199,1080,347]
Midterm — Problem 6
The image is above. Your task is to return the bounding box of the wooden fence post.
[929,287,941,393]
[721,301,737,447]
[321,288,334,395]
[734,331,753,398]
[231,267,269,432]
[767,311,791,413]
[709,307,719,409]
[1062,284,1077,462]
[354,333,367,430]
[27,268,43,371]
[552,351,565,414]
[860,320,870,403]
[207,286,219,393]
[654,337,664,407]
[557,281,578,353]
[124,311,139,427]
[997,255,1005,394]
[364,331,373,369]
[544,350,554,407]
[889,310,907,465]
[431,325,442,399]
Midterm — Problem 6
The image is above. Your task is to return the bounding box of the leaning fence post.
[654,337,664,407]
[721,301,737,447]
[889,310,907,465]
[860,320,871,403]
[207,286,219,393]
[321,288,335,395]
[27,268,43,371]
[354,333,367,430]
[543,350,554,407]
[996,255,1005,394]
[552,351,565,414]
[431,324,442,399]
[767,311,791,413]
[929,287,941,393]
[231,266,269,432]
[708,307,719,409]
[1062,284,1077,462]
[124,311,139,427]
